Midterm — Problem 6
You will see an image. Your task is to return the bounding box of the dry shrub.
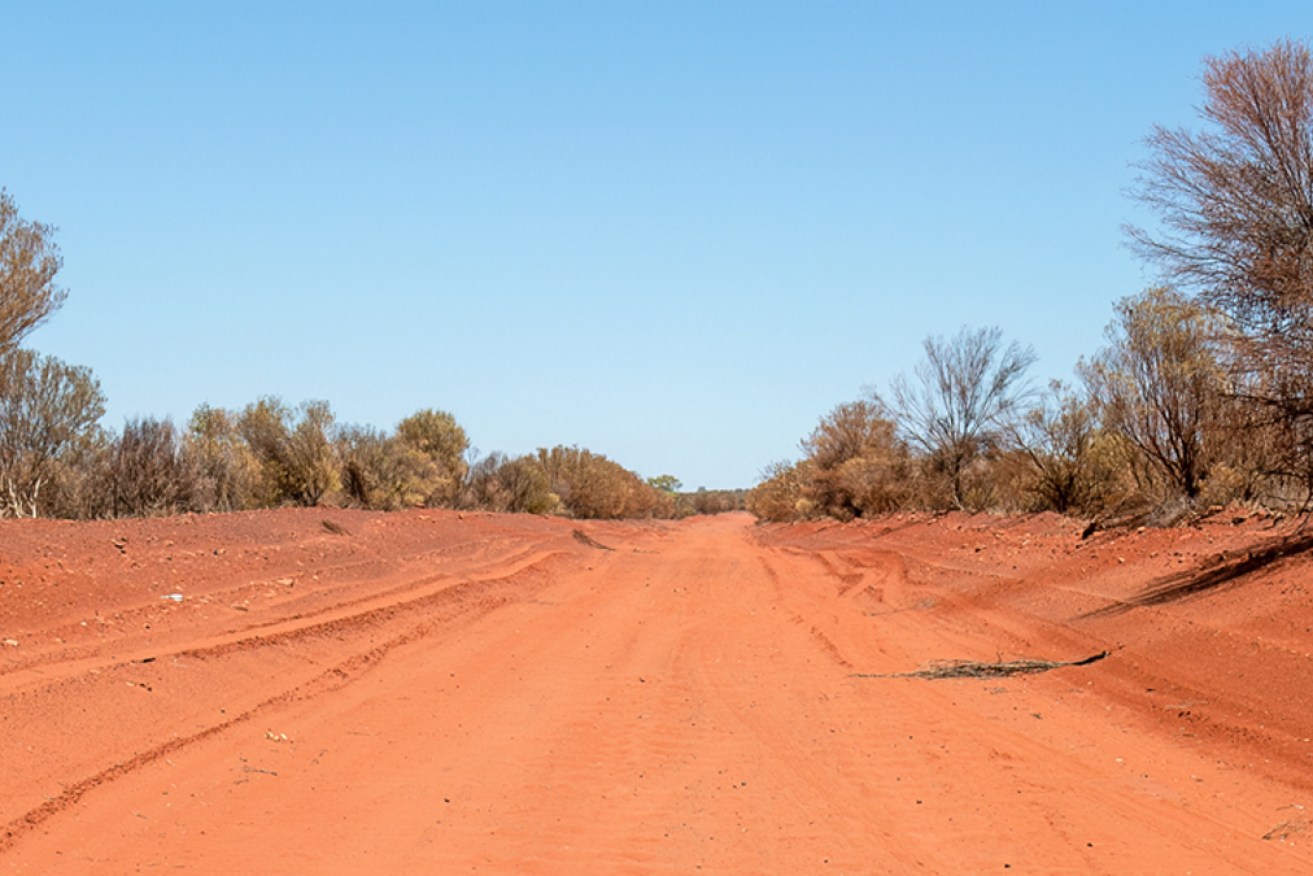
[185,404,263,512]
[337,425,436,510]
[1081,288,1225,504]
[238,398,339,507]
[747,460,811,522]
[467,453,555,514]
[43,441,111,519]
[1008,382,1121,514]
[105,417,200,517]
[683,488,745,516]
[534,446,665,519]
[395,409,468,507]
[799,400,911,519]
[0,349,105,517]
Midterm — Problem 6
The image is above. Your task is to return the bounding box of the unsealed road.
[2,512,1309,873]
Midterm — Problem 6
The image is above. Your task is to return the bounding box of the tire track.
[0,550,569,850]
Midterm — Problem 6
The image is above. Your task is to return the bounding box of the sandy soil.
[1,507,1311,873]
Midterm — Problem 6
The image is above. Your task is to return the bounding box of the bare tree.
[0,191,65,354]
[887,326,1036,509]
[1128,39,1313,418]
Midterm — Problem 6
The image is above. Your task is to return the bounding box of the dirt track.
[2,509,1312,872]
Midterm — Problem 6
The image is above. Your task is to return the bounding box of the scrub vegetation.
[5,40,1313,526]
[751,40,1313,526]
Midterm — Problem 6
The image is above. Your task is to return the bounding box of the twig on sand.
[1263,815,1309,841]
[241,765,279,776]
[572,529,613,551]
[321,519,349,536]
[850,650,1110,680]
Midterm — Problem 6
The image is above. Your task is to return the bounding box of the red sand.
[1,507,1311,872]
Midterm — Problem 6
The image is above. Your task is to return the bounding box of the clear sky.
[4,2,1307,489]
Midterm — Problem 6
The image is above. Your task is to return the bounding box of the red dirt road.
[2,509,1312,872]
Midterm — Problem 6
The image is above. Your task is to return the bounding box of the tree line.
[6,40,1313,526]
[751,40,1313,525]
[0,190,692,520]
[0,367,685,521]
[0,373,701,522]
[0,196,740,522]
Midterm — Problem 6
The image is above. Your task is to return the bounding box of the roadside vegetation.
[4,40,1312,526]
[0,210,722,522]
[750,40,1313,526]
[0,187,679,520]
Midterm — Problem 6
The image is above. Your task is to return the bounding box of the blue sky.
[4,2,1308,489]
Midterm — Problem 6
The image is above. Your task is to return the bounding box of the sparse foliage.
[0,350,105,517]
[0,191,65,354]
[887,326,1036,510]
[238,398,339,507]
[1128,40,1313,360]
[185,404,263,512]
[1080,288,1225,503]
[1008,381,1119,513]
[105,417,199,517]
[1128,40,1313,507]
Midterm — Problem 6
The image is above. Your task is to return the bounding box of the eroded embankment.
[754,509,1313,796]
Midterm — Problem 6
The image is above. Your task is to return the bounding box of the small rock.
[3,638,18,647]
